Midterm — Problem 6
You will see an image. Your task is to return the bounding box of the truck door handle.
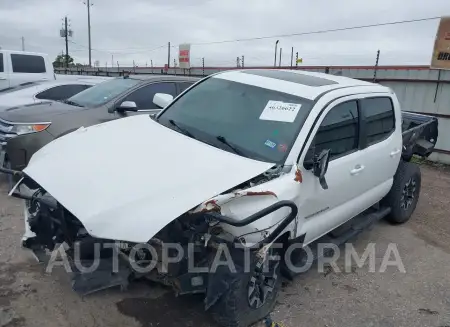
[350,165,365,175]
[390,149,401,157]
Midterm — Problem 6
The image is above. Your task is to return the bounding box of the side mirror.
[313,149,331,190]
[153,93,173,109]
[117,101,138,112]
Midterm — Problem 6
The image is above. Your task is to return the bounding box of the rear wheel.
[210,253,282,327]
[383,161,421,224]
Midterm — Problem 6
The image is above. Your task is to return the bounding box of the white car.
[0,77,111,109]
[10,70,438,327]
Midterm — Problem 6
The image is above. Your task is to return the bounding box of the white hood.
[24,115,274,243]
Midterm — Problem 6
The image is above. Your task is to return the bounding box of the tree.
[53,54,75,68]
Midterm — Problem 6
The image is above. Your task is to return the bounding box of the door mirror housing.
[312,149,331,189]
[117,101,138,112]
[153,93,173,109]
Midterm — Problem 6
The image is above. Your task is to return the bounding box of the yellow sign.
[296,58,303,64]
[431,17,450,70]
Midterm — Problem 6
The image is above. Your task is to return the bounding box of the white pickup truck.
[0,50,55,90]
[7,70,438,327]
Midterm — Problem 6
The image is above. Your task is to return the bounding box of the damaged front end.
[10,170,297,311]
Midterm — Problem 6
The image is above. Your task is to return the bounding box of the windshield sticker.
[259,100,302,123]
[265,140,277,149]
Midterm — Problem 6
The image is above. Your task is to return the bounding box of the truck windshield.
[67,78,140,107]
[158,77,313,163]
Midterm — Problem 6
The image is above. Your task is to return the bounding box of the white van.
[0,50,55,90]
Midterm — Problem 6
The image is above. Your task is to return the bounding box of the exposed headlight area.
[11,123,51,135]
[0,119,51,146]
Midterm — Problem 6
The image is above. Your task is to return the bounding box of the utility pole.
[290,47,293,68]
[21,37,25,51]
[60,17,73,68]
[279,48,282,67]
[168,42,171,68]
[151,59,153,74]
[241,55,244,68]
[373,49,380,82]
[64,17,69,68]
[83,0,93,67]
[202,57,205,76]
[236,56,240,67]
[111,54,114,68]
[274,40,279,67]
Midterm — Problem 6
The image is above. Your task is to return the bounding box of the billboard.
[178,43,191,69]
[431,17,450,70]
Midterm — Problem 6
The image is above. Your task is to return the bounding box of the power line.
[69,40,167,54]
[190,15,442,46]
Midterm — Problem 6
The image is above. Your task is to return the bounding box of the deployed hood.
[0,101,81,123]
[24,115,274,243]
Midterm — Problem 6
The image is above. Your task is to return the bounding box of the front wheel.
[210,255,282,327]
[383,161,421,224]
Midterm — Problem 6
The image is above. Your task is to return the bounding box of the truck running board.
[283,207,391,280]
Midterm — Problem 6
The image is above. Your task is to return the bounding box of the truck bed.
[402,112,438,160]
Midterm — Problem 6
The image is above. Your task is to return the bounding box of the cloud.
[0,0,448,67]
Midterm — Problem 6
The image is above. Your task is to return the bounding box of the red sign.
[178,44,191,69]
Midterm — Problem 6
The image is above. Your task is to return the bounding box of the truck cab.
[0,50,55,90]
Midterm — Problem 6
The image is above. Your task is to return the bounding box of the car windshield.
[157,77,313,163]
[67,78,140,107]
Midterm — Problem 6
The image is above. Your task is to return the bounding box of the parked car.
[0,74,198,171]
[0,77,111,109]
[7,70,437,327]
[0,50,55,90]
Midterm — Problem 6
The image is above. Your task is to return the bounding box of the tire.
[210,255,282,327]
[383,161,421,224]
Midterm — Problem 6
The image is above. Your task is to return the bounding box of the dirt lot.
[1,164,450,327]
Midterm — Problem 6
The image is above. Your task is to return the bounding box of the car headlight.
[11,123,51,135]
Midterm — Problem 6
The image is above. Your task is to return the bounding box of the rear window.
[36,84,91,101]
[11,54,46,73]
[0,53,3,73]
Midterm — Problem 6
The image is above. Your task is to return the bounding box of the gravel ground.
[1,164,450,327]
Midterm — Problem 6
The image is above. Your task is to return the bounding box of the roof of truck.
[213,69,387,100]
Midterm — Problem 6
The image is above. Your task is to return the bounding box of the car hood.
[0,101,81,123]
[24,115,274,243]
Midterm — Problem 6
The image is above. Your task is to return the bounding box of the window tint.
[178,82,194,93]
[124,82,177,109]
[361,97,395,145]
[0,53,3,73]
[308,101,359,160]
[11,54,46,73]
[35,84,91,101]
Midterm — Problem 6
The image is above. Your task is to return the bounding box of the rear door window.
[123,82,177,109]
[35,84,91,101]
[360,97,395,146]
[11,54,46,73]
[177,82,194,94]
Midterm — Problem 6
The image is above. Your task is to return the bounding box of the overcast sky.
[0,0,449,67]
